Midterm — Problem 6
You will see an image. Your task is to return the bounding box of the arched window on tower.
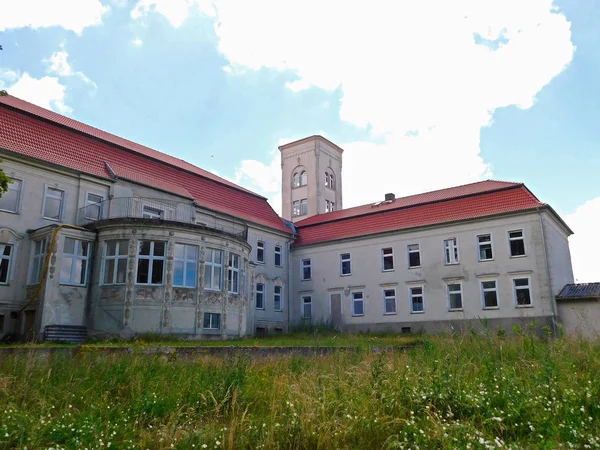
[300,171,308,186]
[292,172,301,188]
[325,171,335,189]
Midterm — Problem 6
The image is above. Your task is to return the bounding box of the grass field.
[1,331,599,449]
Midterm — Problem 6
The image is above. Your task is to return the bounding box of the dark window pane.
[2,246,11,257]
[0,258,9,283]
[106,241,117,256]
[385,298,396,313]
[341,261,351,274]
[151,260,164,284]
[138,241,151,256]
[354,301,363,315]
[153,242,165,257]
[482,281,496,290]
[137,259,149,283]
[203,313,211,329]
[383,256,394,271]
[516,289,531,305]
[412,287,423,295]
[409,251,421,267]
[104,259,115,284]
[484,291,498,308]
[510,239,525,256]
[116,259,127,283]
[514,278,529,287]
[449,293,462,309]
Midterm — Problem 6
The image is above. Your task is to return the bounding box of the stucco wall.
[558,300,600,339]
[542,213,574,294]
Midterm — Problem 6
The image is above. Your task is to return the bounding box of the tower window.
[325,171,335,189]
[326,200,335,212]
[292,170,308,188]
[293,199,307,217]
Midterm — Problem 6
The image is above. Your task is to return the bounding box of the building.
[0,94,585,341]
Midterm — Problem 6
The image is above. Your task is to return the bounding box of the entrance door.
[330,293,342,329]
[24,310,36,342]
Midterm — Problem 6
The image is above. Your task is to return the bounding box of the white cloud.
[131,0,214,28]
[565,198,600,283]
[45,50,98,90]
[0,72,72,113]
[133,38,144,46]
[0,0,109,34]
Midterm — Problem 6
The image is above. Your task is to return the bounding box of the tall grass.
[1,333,599,449]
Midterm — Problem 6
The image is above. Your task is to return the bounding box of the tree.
[0,162,9,198]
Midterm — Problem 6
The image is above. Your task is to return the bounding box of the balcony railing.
[78,197,248,239]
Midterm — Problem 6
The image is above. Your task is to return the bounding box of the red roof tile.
[0,95,290,234]
[294,186,545,247]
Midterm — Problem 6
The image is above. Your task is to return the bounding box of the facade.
[0,94,588,341]
[556,283,600,339]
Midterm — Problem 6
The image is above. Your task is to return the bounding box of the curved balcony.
[78,197,248,240]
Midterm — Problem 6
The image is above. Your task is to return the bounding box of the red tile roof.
[294,184,547,247]
[0,95,290,234]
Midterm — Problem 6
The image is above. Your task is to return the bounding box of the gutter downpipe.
[538,207,558,336]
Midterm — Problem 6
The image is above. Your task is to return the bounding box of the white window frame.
[301,295,312,318]
[382,247,394,272]
[0,244,14,285]
[60,238,91,286]
[274,285,283,311]
[101,239,129,285]
[508,229,527,258]
[443,238,459,265]
[383,288,397,315]
[0,177,23,214]
[301,258,311,280]
[173,243,198,288]
[255,282,265,309]
[203,312,221,330]
[325,200,335,213]
[300,171,308,186]
[29,237,47,285]
[256,240,265,263]
[340,253,351,276]
[407,243,421,268]
[42,185,65,221]
[481,279,499,310]
[409,286,424,314]
[513,276,533,308]
[292,172,301,188]
[446,282,463,311]
[135,240,166,285]
[352,291,364,316]
[477,233,494,261]
[142,205,164,219]
[274,245,282,267]
[204,248,223,291]
[227,253,240,294]
[325,171,335,189]
[84,192,105,221]
[293,199,308,217]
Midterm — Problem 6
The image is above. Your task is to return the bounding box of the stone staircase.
[44,325,88,344]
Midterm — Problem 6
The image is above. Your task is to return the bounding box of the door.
[330,293,342,329]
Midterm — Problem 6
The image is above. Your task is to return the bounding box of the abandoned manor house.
[0,95,598,342]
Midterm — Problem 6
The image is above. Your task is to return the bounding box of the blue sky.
[0,0,598,281]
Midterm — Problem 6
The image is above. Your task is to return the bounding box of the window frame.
[84,192,105,221]
[60,238,91,286]
[292,199,308,217]
[383,288,397,315]
[443,237,460,265]
[42,185,65,222]
[101,239,129,285]
[325,171,335,189]
[256,240,265,264]
[274,285,283,311]
[300,171,308,186]
[477,233,494,261]
[255,282,265,310]
[407,243,421,268]
[512,276,533,308]
[446,282,464,311]
[0,244,14,285]
[301,258,312,281]
[352,291,364,316]
[227,253,240,294]
[508,229,527,258]
[135,240,166,286]
[0,177,23,214]
[204,248,224,291]
[325,199,335,213]
[480,279,499,310]
[142,205,164,219]
[292,172,301,188]
[274,245,282,267]
[340,253,352,276]
[301,295,312,319]
[29,237,47,285]
[173,243,199,288]
[203,312,221,330]
[409,286,425,314]
[381,247,394,272]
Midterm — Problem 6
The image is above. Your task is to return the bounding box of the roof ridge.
[0,95,267,200]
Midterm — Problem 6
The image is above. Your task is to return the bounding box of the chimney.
[385,193,395,201]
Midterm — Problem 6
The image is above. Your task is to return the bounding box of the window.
[204,248,223,290]
[0,314,4,332]
[383,289,396,314]
[513,278,532,307]
[352,291,364,316]
[481,280,498,309]
[29,238,47,284]
[293,172,301,188]
[340,253,351,275]
[293,199,307,217]
[408,244,421,268]
[136,241,165,285]
[274,245,282,267]
[410,286,424,313]
[0,244,13,285]
[447,283,463,311]
[0,178,22,213]
[292,171,308,187]
[382,247,394,271]
[444,238,459,264]
[301,258,311,280]
[227,253,240,294]
[300,171,308,186]
[509,230,526,257]
[256,241,265,263]
[43,186,64,221]
[301,295,312,318]
[85,193,104,220]
[173,244,198,288]
[325,171,335,189]
[60,238,90,286]
[203,312,221,330]
[102,240,128,285]
[326,200,335,212]
[142,205,163,219]
[477,234,493,261]
[274,285,283,311]
[255,282,265,309]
